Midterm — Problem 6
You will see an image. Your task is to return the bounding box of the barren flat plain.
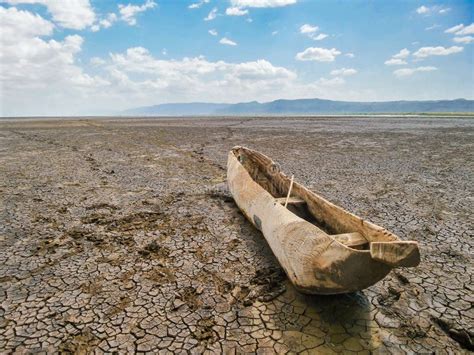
[0,116,473,354]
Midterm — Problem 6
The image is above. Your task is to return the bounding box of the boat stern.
[275,222,394,295]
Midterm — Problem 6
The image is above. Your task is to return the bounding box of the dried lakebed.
[0,116,472,353]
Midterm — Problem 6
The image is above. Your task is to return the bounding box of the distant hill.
[122,98,474,116]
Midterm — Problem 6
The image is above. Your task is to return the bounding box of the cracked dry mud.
[0,116,472,354]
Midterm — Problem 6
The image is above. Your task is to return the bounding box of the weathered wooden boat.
[227,146,420,295]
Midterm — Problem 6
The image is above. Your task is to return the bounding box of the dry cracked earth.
[0,116,473,354]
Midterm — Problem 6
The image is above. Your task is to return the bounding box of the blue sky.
[0,0,473,116]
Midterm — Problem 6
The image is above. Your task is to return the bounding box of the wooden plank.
[275,196,306,206]
[332,232,368,249]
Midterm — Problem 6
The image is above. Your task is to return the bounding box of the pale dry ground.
[0,116,472,354]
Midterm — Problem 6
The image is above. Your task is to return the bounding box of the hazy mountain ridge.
[123,98,474,116]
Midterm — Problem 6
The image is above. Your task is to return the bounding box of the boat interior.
[233,147,371,251]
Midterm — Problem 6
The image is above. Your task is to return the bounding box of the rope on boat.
[284,175,294,208]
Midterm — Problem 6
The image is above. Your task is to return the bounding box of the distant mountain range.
[122,98,474,116]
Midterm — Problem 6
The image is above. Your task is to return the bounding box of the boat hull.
[227,148,395,294]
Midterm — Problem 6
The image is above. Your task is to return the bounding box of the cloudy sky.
[0,0,473,116]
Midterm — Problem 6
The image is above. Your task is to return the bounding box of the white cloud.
[393,66,437,77]
[189,0,210,9]
[300,24,318,34]
[416,5,450,15]
[226,7,248,15]
[119,0,156,26]
[92,1,158,31]
[393,48,410,59]
[0,6,54,40]
[109,48,295,80]
[295,47,341,62]
[425,24,440,31]
[90,57,106,66]
[313,33,328,41]
[208,29,218,36]
[384,48,411,66]
[0,7,108,115]
[345,53,355,58]
[4,0,96,29]
[104,48,301,101]
[272,30,278,36]
[220,37,237,46]
[317,77,345,86]
[95,3,158,32]
[416,5,429,14]
[299,24,328,41]
[384,48,410,66]
[232,60,297,80]
[204,7,217,21]
[92,13,118,32]
[453,36,474,44]
[445,24,465,33]
[413,46,463,58]
[444,23,474,37]
[100,13,118,28]
[456,23,474,36]
[162,48,167,55]
[230,0,297,8]
[385,58,407,66]
[330,68,357,76]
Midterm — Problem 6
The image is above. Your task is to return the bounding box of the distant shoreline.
[1,113,474,121]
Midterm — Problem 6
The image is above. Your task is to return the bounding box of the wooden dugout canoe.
[227,146,420,295]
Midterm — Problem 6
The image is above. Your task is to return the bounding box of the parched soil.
[0,116,472,353]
